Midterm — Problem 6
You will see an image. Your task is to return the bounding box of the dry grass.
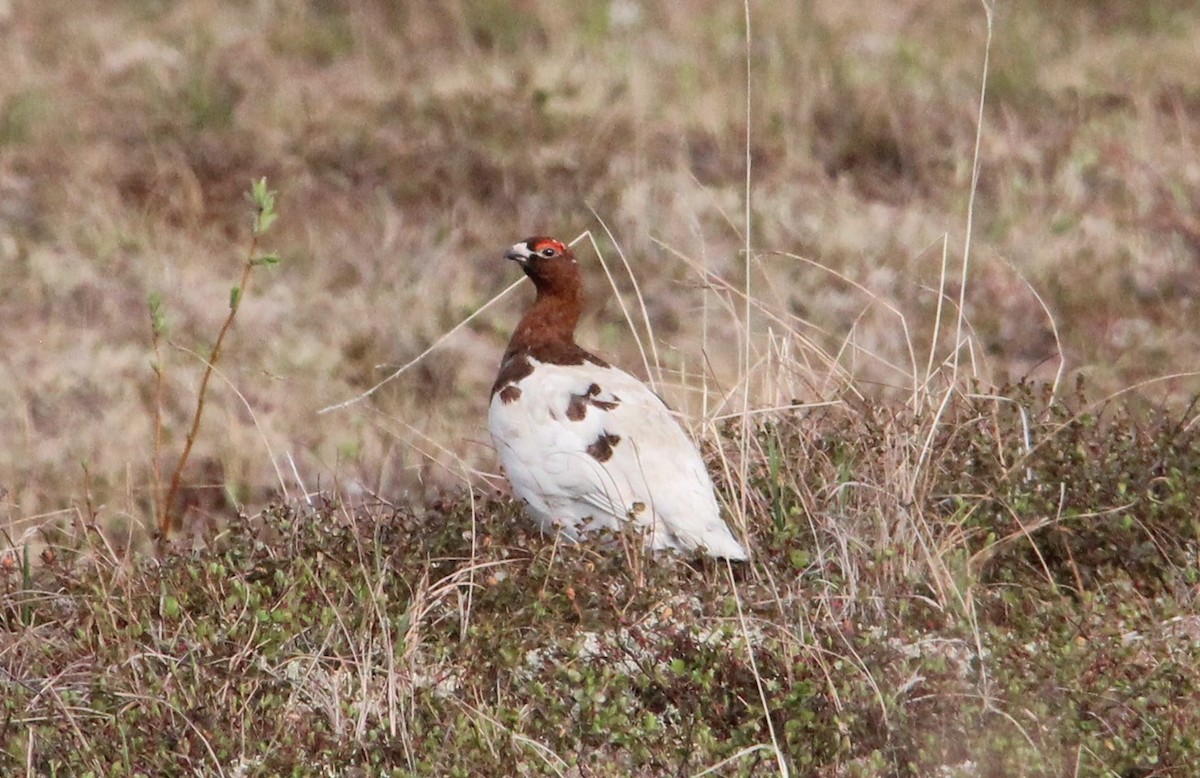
[2,1,1200,773]
[1,0,1198,544]
[4,398,1200,774]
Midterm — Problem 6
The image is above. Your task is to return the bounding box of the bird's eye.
[540,247,557,257]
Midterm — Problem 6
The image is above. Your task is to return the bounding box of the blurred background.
[1,0,1198,547]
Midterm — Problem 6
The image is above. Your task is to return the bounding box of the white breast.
[488,358,747,559]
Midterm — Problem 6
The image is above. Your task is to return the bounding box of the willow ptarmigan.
[488,236,748,560]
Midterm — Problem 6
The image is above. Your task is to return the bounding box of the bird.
[487,236,748,560]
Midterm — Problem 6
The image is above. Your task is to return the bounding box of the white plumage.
[489,358,747,559]
[488,236,747,560]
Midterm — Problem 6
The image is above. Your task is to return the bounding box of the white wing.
[489,358,746,559]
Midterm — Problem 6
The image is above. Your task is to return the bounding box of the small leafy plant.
[152,178,280,538]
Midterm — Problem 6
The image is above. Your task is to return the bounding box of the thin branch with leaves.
[154,177,280,537]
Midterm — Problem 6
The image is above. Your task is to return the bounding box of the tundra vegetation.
[1,1,1199,774]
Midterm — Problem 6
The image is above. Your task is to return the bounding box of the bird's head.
[504,236,580,296]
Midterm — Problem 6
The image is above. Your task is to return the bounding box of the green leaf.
[229,286,242,310]
[147,292,166,335]
[255,210,278,235]
[21,542,32,591]
[251,252,280,267]
[247,176,278,235]
[789,548,811,570]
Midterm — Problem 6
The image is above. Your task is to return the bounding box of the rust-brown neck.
[492,246,609,400]
[503,254,585,360]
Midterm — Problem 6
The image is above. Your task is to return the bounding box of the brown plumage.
[489,237,607,399]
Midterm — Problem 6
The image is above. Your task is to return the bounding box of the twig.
[159,249,255,534]
[157,178,278,536]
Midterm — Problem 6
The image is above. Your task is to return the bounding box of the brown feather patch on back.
[498,385,522,404]
[565,393,588,421]
[491,354,534,396]
[565,382,622,422]
[586,432,622,462]
[585,382,620,410]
